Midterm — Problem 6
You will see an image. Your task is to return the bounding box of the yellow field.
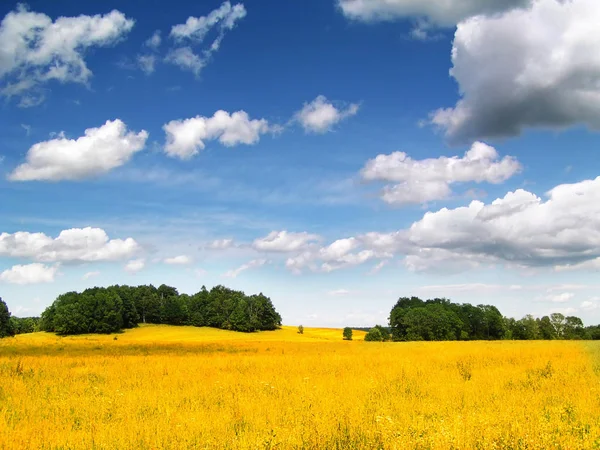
[1,325,600,449]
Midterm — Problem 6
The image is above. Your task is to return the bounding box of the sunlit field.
[2,325,600,449]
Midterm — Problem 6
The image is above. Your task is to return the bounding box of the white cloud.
[166,2,246,76]
[145,30,161,49]
[538,292,575,303]
[164,255,192,265]
[0,263,58,285]
[21,124,31,136]
[0,227,140,263]
[252,231,320,253]
[125,258,145,274]
[83,271,100,280]
[430,0,600,142]
[223,258,266,278]
[164,47,204,76]
[9,119,148,181]
[361,142,521,205]
[163,110,271,159]
[170,1,246,41]
[0,5,134,105]
[137,54,157,74]
[550,307,578,316]
[337,0,532,25]
[295,95,359,133]
[581,300,599,312]
[206,238,235,250]
[283,176,600,274]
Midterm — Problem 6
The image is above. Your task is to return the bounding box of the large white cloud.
[0,263,58,285]
[163,110,270,159]
[9,120,148,181]
[124,258,145,274]
[0,5,134,106]
[0,227,140,263]
[166,1,246,76]
[430,0,600,142]
[295,95,359,133]
[337,0,531,25]
[252,231,320,253]
[284,176,600,273]
[361,142,521,205]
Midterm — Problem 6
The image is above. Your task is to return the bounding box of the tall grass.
[1,325,599,449]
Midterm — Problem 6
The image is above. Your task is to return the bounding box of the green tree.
[343,327,353,340]
[365,327,384,342]
[538,316,557,340]
[0,298,14,338]
[297,324,304,334]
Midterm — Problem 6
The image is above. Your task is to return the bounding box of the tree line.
[363,296,597,342]
[0,284,282,336]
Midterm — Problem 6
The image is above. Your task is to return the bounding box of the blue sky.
[1,0,600,326]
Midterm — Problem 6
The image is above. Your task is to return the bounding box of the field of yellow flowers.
[1,324,600,449]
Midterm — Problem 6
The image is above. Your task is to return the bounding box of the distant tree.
[373,324,391,341]
[538,316,557,340]
[564,316,586,340]
[0,298,14,338]
[10,317,40,334]
[298,324,304,334]
[343,327,353,340]
[365,327,384,342]
[550,313,566,339]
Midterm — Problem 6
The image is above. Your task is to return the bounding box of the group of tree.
[35,284,281,335]
[385,296,595,341]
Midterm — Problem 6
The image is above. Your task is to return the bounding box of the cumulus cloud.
[361,142,521,205]
[164,255,192,265]
[0,5,134,106]
[537,292,575,303]
[125,258,145,274]
[430,0,600,142]
[0,227,140,263]
[581,300,599,312]
[163,110,271,159]
[223,258,266,278]
[137,54,157,75]
[166,1,246,76]
[295,95,359,133]
[282,176,600,274]
[252,231,320,253]
[0,263,58,284]
[9,119,148,181]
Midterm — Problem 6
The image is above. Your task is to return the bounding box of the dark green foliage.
[389,295,594,342]
[0,298,15,338]
[364,327,384,342]
[39,284,282,335]
[297,324,304,334]
[343,327,352,340]
[10,316,40,334]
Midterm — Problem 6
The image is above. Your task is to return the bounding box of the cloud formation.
[295,95,359,133]
[9,120,148,181]
[166,1,246,76]
[223,258,266,278]
[337,0,532,25]
[0,227,140,263]
[163,110,271,159]
[0,5,134,106]
[361,142,521,205]
[0,263,58,284]
[164,255,192,265]
[253,231,320,253]
[125,258,145,274]
[430,0,600,142]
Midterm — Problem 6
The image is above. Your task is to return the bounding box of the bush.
[364,327,384,342]
[343,327,353,340]
[298,324,304,334]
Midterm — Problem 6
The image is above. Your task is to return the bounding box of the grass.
[1,325,600,449]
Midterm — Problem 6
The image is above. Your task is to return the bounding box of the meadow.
[1,325,600,449]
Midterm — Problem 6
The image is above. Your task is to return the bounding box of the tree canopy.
[39,284,282,335]
[0,297,15,338]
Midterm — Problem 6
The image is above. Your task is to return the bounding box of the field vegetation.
[2,325,600,449]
